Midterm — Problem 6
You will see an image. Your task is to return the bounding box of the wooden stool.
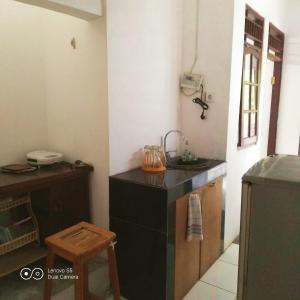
[43,222,121,300]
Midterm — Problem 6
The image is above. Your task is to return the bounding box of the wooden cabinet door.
[200,177,222,276]
[60,175,90,227]
[175,186,205,300]
[32,175,90,243]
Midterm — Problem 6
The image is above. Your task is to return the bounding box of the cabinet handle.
[208,182,216,187]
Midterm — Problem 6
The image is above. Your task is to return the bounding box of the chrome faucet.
[163,130,185,161]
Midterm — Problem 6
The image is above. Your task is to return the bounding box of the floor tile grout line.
[200,279,237,295]
[218,258,239,266]
[194,245,239,298]
[217,258,239,267]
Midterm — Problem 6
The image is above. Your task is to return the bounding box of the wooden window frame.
[239,47,261,147]
[268,23,284,63]
[238,6,264,148]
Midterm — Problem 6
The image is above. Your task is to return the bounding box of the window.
[268,23,284,63]
[238,6,264,147]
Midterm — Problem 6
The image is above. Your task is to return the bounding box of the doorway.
[267,24,285,156]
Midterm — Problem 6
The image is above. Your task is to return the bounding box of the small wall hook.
[71,37,76,49]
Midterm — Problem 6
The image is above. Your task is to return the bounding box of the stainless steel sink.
[167,157,215,170]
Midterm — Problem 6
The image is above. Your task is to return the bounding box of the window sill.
[238,136,258,149]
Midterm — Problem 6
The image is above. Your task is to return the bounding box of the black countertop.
[110,160,226,190]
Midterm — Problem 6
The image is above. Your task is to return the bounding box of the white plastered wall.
[0,0,109,228]
[42,5,109,228]
[225,0,287,247]
[180,0,286,247]
[106,0,183,175]
[181,0,234,161]
[276,0,300,155]
[0,0,48,166]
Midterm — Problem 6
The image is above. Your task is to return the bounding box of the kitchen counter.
[111,160,226,190]
[109,161,227,300]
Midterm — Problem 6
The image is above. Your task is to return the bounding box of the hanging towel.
[187,193,203,241]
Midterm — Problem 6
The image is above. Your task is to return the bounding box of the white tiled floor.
[184,244,239,300]
[219,244,239,266]
[183,281,236,300]
[201,260,238,294]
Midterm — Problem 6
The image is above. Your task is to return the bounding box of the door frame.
[267,23,285,156]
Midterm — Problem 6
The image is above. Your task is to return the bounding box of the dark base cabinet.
[110,217,167,300]
[31,175,90,244]
[110,163,226,300]
[0,165,92,240]
[109,178,170,300]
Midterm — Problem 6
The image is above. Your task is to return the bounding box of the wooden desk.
[0,163,93,277]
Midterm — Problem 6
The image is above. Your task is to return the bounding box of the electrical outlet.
[206,93,214,103]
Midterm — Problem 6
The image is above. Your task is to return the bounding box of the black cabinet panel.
[111,217,167,300]
[110,179,167,233]
[60,176,90,226]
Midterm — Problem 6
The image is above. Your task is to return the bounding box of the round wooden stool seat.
[44,222,121,300]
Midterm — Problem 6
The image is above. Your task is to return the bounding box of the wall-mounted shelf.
[14,0,102,21]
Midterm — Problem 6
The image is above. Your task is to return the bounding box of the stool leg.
[107,243,121,300]
[74,263,89,300]
[44,250,56,300]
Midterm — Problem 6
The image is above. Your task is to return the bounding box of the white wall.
[0,0,108,228]
[277,0,300,155]
[107,0,183,175]
[42,7,109,227]
[0,0,48,166]
[2,0,295,247]
[180,0,286,247]
[225,0,287,247]
[181,0,234,160]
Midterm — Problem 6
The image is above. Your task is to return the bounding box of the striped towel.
[187,193,203,241]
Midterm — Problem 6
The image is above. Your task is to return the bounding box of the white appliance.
[27,150,63,166]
